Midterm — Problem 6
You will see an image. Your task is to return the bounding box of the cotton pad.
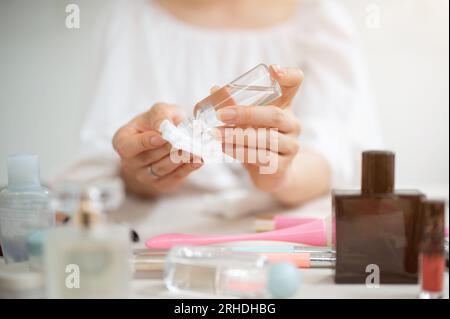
[159,109,226,163]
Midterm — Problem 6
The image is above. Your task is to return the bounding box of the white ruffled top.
[73,0,383,194]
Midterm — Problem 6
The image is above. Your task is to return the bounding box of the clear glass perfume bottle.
[164,246,299,298]
[193,63,282,116]
[43,181,130,299]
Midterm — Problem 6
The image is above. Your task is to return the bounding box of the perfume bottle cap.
[361,150,395,194]
[422,200,445,245]
[267,262,300,298]
[7,154,41,190]
[74,198,101,230]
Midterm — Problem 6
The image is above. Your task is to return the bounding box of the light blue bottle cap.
[267,262,300,299]
[26,230,44,257]
[7,154,41,190]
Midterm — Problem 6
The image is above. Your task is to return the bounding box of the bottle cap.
[7,154,41,190]
[267,262,300,298]
[361,151,395,194]
[422,200,445,246]
[74,198,101,230]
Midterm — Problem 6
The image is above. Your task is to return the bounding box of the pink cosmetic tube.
[146,218,328,249]
[254,215,319,232]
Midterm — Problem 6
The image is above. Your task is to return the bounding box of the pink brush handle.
[146,219,327,249]
[274,216,318,230]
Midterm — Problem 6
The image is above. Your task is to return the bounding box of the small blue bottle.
[0,154,54,263]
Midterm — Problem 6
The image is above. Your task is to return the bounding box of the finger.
[244,156,290,180]
[194,85,234,115]
[218,128,300,155]
[210,86,221,94]
[135,155,182,183]
[222,144,279,167]
[269,65,304,108]
[152,162,203,190]
[130,143,173,168]
[149,153,188,178]
[139,103,187,131]
[216,105,301,134]
[136,151,201,182]
[113,128,167,159]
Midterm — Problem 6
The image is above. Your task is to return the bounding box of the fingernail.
[191,162,203,169]
[217,108,237,122]
[151,135,166,146]
[271,64,283,75]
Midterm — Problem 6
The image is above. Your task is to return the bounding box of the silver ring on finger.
[147,164,162,179]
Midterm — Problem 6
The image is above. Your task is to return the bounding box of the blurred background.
[0,0,448,189]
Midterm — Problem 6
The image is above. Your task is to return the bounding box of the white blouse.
[68,0,383,203]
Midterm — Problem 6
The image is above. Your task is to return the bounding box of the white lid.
[7,154,41,190]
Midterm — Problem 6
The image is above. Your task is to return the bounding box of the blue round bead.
[267,262,300,298]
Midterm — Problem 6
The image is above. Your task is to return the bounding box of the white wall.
[0,0,448,187]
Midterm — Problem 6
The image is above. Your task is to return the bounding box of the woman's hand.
[112,103,203,197]
[216,65,304,193]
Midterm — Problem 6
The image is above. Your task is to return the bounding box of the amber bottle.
[333,151,425,284]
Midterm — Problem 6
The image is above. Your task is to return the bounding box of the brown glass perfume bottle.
[333,151,425,284]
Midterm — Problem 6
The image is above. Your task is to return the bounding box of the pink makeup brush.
[145,219,327,249]
[254,215,319,232]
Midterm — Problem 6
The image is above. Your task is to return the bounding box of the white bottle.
[0,154,54,264]
[43,187,130,299]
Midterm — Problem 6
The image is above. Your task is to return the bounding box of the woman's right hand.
[112,103,203,197]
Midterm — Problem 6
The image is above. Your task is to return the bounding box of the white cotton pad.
[159,109,226,163]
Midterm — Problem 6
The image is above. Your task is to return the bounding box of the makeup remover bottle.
[0,155,54,264]
[164,246,300,298]
[193,63,282,115]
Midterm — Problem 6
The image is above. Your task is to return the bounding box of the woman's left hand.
[216,65,304,192]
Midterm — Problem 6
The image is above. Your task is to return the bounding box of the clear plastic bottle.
[164,246,299,298]
[0,155,54,264]
[193,63,282,116]
[159,64,282,162]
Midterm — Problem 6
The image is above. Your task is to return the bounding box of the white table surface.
[107,184,450,299]
[2,184,447,299]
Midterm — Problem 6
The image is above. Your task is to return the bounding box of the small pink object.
[445,227,448,238]
[145,219,327,249]
[274,216,318,230]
